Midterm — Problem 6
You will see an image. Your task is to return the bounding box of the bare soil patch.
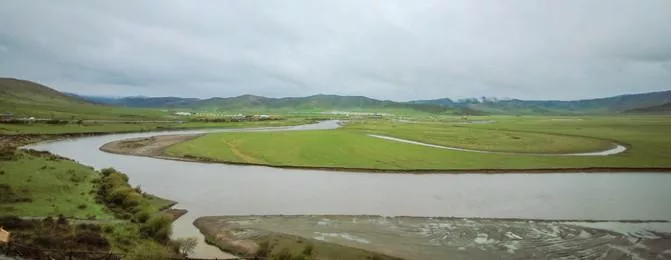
[100,134,200,157]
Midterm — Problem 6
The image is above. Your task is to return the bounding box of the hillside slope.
[0,78,89,105]
[623,102,671,114]
[0,78,167,119]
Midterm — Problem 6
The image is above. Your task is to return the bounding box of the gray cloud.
[0,0,670,101]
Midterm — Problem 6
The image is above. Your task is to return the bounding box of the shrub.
[56,214,69,225]
[123,192,143,208]
[274,248,293,260]
[75,230,110,248]
[172,237,198,256]
[135,210,152,223]
[0,216,34,229]
[103,225,114,233]
[128,243,172,260]
[107,187,133,205]
[256,241,271,258]
[302,244,314,256]
[100,168,117,177]
[140,215,172,243]
[77,223,102,232]
[77,204,88,209]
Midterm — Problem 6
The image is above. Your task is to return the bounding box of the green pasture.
[166,115,671,170]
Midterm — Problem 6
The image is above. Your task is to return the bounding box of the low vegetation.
[0,145,179,257]
[253,235,401,260]
[166,115,671,171]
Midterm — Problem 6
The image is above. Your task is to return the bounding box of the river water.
[26,121,671,258]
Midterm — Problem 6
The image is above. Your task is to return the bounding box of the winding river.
[25,121,671,258]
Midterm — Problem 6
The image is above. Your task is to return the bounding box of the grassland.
[0,117,313,135]
[0,151,113,218]
[165,115,671,171]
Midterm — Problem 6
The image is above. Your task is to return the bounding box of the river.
[25,120,671,258]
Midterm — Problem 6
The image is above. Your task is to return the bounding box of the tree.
[173,237,198,256]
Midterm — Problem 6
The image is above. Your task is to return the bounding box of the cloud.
[0,0,670,100]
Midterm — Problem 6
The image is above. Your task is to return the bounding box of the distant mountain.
[11,77,669,115]
[412,90,671,114]
[80,94,449,114]
[623,102,671,114]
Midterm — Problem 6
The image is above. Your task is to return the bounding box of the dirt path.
[226,140,263,164]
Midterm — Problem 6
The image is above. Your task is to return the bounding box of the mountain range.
[72,90,671,115]
[2,77,670,116]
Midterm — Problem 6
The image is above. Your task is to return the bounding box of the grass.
[0,152,114,219]
[0,117,312,135]
[345,120,612,153]
[254,234,400,260]
[166,115,671,170]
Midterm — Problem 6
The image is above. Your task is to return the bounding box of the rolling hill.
[77,94,450,114]
[623,102,671,114]
[413,90,671,115]
[4,77,670,116]
[0,78,168,119]
[0,78,90,106]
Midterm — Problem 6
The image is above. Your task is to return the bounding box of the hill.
[0,78,90,106]
[413,90,671,115]
[0,78,167,120]
[80,94,450,114]
[623,102,671,114]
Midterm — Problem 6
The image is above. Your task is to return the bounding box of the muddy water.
[25,121,671,258]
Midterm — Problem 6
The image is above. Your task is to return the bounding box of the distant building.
[174,112,193,116]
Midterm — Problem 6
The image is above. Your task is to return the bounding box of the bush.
[140,215,173,243]
[107,187,133,205]
[100,168,117,177]
[77,204,88,209]
[56,214,69,225]
[0,216,34,229]
[135,210,152,223]
[128,243,172,260]
[123,192,143,208]
[75,230,110,248]
[77,223,102,232]
[274,248,293,260]
[103,225,114,233]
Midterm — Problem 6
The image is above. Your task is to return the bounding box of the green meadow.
[166,115,671,171]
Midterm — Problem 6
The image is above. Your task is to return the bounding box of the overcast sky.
[1,1,670,101]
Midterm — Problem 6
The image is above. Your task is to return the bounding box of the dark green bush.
[140,215,172,243]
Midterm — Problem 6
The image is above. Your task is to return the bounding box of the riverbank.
[194,215,671,260]
[100,133,671,174]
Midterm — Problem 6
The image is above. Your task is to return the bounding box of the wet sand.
[195,215,671,260]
